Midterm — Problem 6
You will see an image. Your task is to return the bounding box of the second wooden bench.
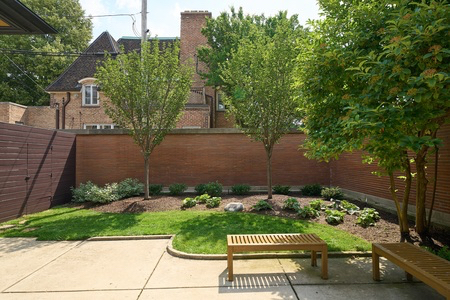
[227,233,328,281]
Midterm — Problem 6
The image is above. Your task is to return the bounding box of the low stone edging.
[85,235,371,259]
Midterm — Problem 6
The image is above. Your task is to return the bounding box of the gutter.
[62,92,71,129]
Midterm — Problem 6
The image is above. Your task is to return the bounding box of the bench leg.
[311,250,317,266]
[405,272,413,282]
[372,247,380,281]
[321,247,328,279]
[227,247,233,281]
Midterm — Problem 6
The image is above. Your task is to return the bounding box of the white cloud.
[115,0,141,12]
[171,2,183,17]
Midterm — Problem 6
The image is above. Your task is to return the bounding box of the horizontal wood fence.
[0,123,75,222]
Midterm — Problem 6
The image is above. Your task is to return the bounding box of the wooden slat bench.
[372,243,450,299]
[227,233,328,281]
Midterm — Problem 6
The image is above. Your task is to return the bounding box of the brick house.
[0,11,232,129]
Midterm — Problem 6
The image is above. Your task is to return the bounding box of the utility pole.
[141,0,147,44]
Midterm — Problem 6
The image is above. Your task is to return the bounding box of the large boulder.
[224,202,244,212]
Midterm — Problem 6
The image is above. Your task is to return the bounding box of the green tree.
[95,40,193,199]
[221,14,302,199]
[296,0,449,239]
[0,0,92,105]
[198,7,303,92]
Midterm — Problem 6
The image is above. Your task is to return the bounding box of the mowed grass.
[0,206,370,254]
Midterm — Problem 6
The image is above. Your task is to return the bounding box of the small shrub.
[298,205,320,219]
[169,183,187,196]
[340,200,360,215]
[273,185,290,195]
[325,209,345,225]
[309,199,324,211]
[71,181,119,203]
[231,184,251,195]
[195,183,207,195]
[181,197,197,209]
[356,208,380,227]
[149,184,163,196]
[71,181,97,203]
[252,200,273,211]
[436,246,450,261]
[117,178,144,199]
[283,197,300,211]
[195,182,223,197]
[301,184,323,196]
[205,197,222,208]
[321,187,344,200]
[195,193,211,204]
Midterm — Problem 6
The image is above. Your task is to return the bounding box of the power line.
[0,49,116,57]
[2,54,47,93]
[85,12,140,18]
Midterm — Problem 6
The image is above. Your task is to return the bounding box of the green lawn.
[0,206,370,254]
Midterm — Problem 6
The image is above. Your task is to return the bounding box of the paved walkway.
[0,238,444,299]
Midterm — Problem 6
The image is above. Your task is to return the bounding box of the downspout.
[62,92,71,129]
[55,103,60,129]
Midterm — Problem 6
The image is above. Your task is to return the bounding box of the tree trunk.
[144,155,150,200]
[415,148,429,235]
[427,146,439,229]
[266,148,273,199]
[388,172,409,241]
[400,154,412,241]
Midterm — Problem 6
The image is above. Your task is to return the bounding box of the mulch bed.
[74,192,449,248]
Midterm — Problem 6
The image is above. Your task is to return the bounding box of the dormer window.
[82,85,98,106]
[79,77,99,106]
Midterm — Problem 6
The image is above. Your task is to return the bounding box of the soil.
[74,193,449,248]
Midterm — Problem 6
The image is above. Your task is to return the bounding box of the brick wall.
[215,111,234,128]
[0,102,27,124]
[177,106,210,128]
[330,123,450,216]
[50,92,114,129]
[75,130,330,188]
[180,11,212,103]
[23,106,56,129]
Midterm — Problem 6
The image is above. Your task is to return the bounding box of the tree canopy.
[95,40,193,199]
[0,0,92,105]
[220,11,304,199]
[296,0,449,238]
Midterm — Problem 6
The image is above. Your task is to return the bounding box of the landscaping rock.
[224,202,244,212]
[0,224,16,231]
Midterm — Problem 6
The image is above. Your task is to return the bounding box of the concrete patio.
[0,237,444,299]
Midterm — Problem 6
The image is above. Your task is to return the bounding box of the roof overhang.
[0,0,57,35]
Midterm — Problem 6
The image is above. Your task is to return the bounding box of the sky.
[79,0,321,41]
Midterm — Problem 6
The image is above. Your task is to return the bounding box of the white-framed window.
[82,85,98,106]
[216,91,226,111]
[83,124,116,130]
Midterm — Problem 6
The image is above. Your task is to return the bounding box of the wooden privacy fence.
[0,123,76,222]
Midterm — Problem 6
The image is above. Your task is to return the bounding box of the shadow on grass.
[174,213,315,254]
[1,211,141,241]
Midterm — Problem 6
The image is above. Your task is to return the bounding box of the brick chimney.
[180,11,211,88]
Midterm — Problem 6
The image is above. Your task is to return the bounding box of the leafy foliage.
[231,184,251,195]
[205,197,222,208]
[71,181,119,204]
[301,184,323,196]
[252,200,273,211]
[96,40,193,199]
[273,185,291,195]
[195,182,223,197]
[149,184,163,196]
[169,183,187,196]
[297,205,320,219]
[116,178,144,199]
[282,197,300,211]
[356,208,380,227]
[296,0,449,235]
[0,0,92,105]
[195,194,211,204]
[181,198,197,209]
[218,11,305,199]
[309,199,324,211]
[325,209,345,225]
[340,200,360,215]
[321,187,344,200]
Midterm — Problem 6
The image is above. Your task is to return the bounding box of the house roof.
[0,0,57,34]
[46,32,176,92]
